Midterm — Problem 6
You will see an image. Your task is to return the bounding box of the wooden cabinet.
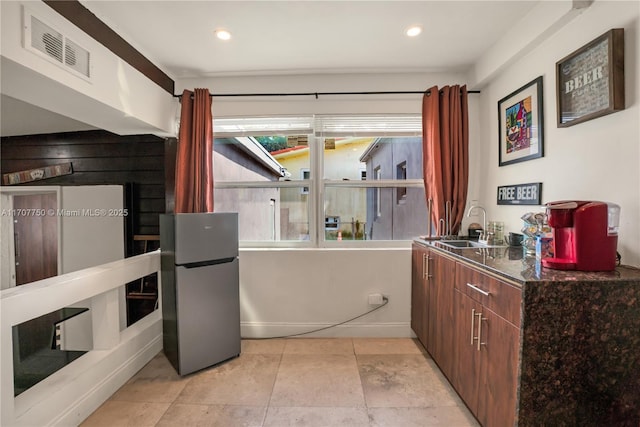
[453,262,520,427]
[426,250,456,379]
[412,243,640,426]
[411,243,456,379]
[452,290,483,414]
[479,304,519,427]
[411,243,521,427]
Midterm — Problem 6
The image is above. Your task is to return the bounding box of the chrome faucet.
[466,204,487,243]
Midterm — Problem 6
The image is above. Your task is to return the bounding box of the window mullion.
[312,134,322,247]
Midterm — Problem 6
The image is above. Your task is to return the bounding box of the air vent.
[64,38,90,77]
[24,9,91,80]
[32,17,63,63]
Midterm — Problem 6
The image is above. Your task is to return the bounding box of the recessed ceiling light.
[405,25,422,37]
[215,29,231,41]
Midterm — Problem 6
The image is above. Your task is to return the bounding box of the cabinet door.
[454,264,520,427]
[477,307,519,427]
[411,244,428,345]
[428,251,456,379]
[452,289,483,415]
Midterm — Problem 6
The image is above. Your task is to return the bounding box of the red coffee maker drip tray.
[542,257,576,270]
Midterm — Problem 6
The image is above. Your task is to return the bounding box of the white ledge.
[1,251,160,327]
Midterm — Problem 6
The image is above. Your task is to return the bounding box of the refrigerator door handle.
[179,257,237,269]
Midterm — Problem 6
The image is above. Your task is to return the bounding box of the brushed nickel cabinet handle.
[470,308,476,345]
[425,254,432,279]
[476,312,487,351]
[466,283,490,297]
[422,253,427,279]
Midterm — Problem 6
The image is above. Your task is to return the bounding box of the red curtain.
[175,88,214,213]
[422,85,469,235]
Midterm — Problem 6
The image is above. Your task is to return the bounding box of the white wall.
[466,0,640,267]
[239,248,411,338]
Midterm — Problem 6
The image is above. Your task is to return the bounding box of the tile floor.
[81,338,479,426]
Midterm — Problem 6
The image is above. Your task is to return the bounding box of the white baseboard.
[240,321,412,339]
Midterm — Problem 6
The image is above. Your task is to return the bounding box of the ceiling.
[80,0,539,78]
[2,1,541,137]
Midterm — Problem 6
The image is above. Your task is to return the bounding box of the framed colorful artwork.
[498,76,544,167]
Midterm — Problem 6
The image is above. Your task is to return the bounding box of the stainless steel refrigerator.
[160,212,240,375]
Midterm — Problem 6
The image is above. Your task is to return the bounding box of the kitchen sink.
[436,240,506,249]
[439,240,477,248]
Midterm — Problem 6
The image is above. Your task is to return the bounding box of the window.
[213,115,427,245]
[212,118,313,244]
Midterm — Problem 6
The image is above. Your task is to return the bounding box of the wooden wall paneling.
[124,183,135,257]
[1,143,164,160]
[164,137,176,214]
[0,157,164,173]
[0,130,166,248]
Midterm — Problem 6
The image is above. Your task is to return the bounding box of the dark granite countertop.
[414,238,640,285]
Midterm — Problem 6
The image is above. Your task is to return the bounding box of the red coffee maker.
[542,201,620,271]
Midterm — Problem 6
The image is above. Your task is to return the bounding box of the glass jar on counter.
[487,221,504,243]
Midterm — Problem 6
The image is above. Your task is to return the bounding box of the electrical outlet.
[368,293,384,305]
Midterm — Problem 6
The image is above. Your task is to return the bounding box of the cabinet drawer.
[455,262,521,327]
